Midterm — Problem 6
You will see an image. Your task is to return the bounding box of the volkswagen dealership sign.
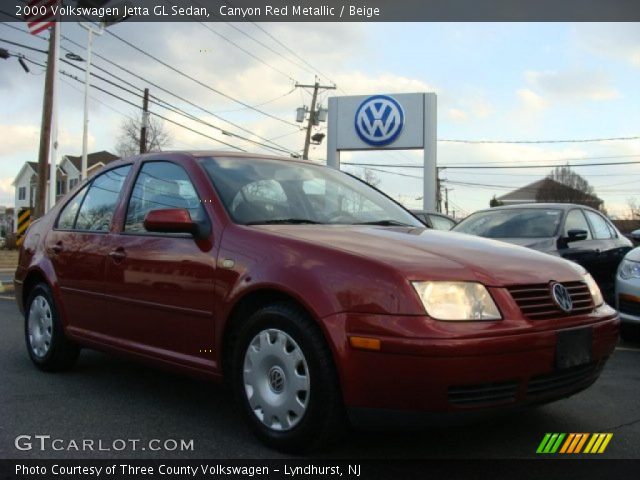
[354,95,405,146]
[327,92,437,210]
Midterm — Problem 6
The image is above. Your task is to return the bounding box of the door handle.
[51,242,63,254]
[108,248,126,261]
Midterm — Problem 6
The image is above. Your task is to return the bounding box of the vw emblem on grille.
[354,95,404,146]
[551,282,573,312]
[268,366,285,394]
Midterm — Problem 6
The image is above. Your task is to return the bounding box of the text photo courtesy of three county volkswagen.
[1,0,640,468]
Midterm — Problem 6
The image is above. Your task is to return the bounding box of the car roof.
[471,203,603,215]
[120,150,319,168]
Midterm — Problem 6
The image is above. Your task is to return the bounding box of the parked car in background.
[15,155,618,452]
[453,204,633,303]
[616,247,640,341]
[630,229,640,246]
[411,210,457,230]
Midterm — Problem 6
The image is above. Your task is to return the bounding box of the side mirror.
[567,229,588,242]
[144,209,198,236]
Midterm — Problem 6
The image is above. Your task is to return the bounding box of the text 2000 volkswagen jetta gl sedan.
[15,152,618,452]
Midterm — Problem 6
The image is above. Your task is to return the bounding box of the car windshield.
[200,156,423,227]
[453,208,563,238]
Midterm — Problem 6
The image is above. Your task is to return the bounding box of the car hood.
[254,225,584,286]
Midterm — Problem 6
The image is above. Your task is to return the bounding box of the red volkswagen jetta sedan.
[15,152,618,452]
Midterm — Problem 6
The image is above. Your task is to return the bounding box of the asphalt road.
[0,296,638,460]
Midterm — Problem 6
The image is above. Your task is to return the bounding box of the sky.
[1,21,639,218]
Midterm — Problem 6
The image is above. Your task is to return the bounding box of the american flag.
[23,0,60,35]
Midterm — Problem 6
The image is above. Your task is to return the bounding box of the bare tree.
[628,198,640,219]
[547,164,595,195]
[115,114,171,158]
[536,164,603,210]
[356,168,381,188]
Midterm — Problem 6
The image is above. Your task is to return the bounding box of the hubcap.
[28,295,53,358]
[243,329,310,431]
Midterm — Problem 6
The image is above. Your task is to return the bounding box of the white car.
[617,246,640,341]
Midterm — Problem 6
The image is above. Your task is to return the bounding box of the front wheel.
[232,302,345,452]
[25,283,80,371]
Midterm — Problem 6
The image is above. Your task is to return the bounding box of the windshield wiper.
[354,220,414,227]
[245,218,324,225]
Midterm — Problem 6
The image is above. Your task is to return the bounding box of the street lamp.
[79,22,103,181]
[75,1,132,180]
[0,48,30,73]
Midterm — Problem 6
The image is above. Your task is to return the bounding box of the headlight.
[411,281,502,321]
[583,273,604,307]
[619,259,640,280]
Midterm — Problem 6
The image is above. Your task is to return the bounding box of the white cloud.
[575,23,640,67]
[517,88,548,111]
[0,178,13,206]
[523,69,619,102]
[448,108,468,122]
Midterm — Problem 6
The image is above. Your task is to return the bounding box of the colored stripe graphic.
[536,433,565,453]
[16,208,31,247]
[538,433,613,454]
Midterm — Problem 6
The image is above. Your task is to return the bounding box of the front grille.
[527,363,601,397]
[508,281,594,320]
[448,380,518,406]
[619,298,640,317]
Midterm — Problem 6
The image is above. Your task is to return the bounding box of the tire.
[231,302,345,453]
[25,283,80,372]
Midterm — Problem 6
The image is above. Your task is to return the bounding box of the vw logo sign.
[551,282,573,313]
[354,95,404,146]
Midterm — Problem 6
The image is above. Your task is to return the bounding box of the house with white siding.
[11,151,118,231]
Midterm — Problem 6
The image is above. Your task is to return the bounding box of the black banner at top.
[5,0,640,23]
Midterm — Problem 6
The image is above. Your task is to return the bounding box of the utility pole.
[296,80,335,159]
[436,173,442,213]
[34,24,57,219]
[444,187,450,216]
[139,88,149,154]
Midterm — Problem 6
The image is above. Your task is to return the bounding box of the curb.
[0,282,14,294]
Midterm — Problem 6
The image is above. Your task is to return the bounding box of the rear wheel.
[25,283,80,371]
[232,302,345,452]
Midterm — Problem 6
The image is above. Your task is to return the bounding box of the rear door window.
[56,184,90,230]
[584,210,614,240]
[75,166,131,232]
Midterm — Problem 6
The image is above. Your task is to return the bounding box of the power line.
[42,28,300,155]
[24,54,249,152]
[193,19,297,82]
[20,49,296,155]
[0,20,303,155]
[439,135,640,144]
[343,160,640,169]
[98,24,299,127]
[441,153,640,166]
[187,0,320,79]
[250,22,339,87]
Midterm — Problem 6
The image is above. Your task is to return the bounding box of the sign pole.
[326,96,340,169]
[423,93,437,211]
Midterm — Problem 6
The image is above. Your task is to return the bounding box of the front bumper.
[322,307,619,418]
[616,276,640,324]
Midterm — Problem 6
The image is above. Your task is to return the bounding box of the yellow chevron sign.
[16,208,31,247]
[537,432,613,454]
